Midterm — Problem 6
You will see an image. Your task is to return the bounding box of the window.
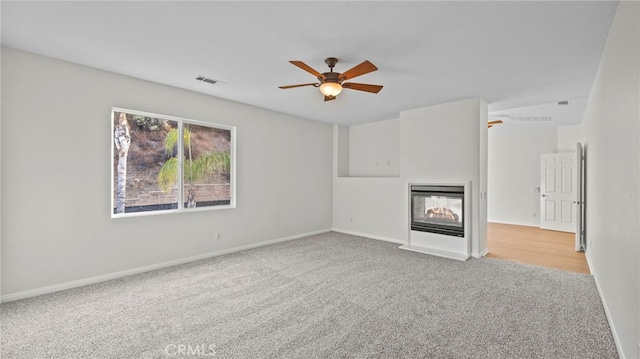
[112,108,235,217]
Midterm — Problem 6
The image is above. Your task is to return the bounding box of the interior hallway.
[486,222,590,274]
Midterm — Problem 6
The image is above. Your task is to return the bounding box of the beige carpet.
[1,232,617,358]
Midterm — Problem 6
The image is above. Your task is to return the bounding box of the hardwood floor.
[486,222,590,274]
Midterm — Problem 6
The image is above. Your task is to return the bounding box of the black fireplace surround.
[411,184,464,237]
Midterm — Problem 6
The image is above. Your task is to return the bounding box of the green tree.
[157,125,230,208]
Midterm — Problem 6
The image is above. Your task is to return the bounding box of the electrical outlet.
[350,218,353,223]
[216,232,222,240]
[532,212,537,217]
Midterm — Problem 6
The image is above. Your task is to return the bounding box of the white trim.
[486,220,541,228]
[399,243,470,261]
[0,228,331,303]
[585,248,595,275]
[332,228,406,245]
[474,247,490,258]
[585,251,625,359]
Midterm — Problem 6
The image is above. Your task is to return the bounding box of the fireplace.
[411,185,464,237]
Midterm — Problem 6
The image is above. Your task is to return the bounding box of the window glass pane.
[182,123,232,209]
[113,111,178,214]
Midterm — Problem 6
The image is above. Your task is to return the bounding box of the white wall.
[333,98,488,256]
[487,126,557,226]
[349,118,400,177]
[1,48,334,299]
[400,98,488,256]
[332,177,406,242]
[335,125,350,177]
[478,100,489,255]
[0,49,2,298]
[582,2,639,358]
[333,120,405,242]
[557,123,584,153]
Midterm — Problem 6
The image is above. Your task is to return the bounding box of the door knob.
[541,194,547,197]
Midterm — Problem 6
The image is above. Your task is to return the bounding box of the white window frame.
[111,107,236,218]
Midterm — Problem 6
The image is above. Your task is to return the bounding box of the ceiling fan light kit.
[280,57,383,101]
[319,82,342,97]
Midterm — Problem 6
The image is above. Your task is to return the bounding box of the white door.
[540,152,577,233]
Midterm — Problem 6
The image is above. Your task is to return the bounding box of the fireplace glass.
[411,185,464,237]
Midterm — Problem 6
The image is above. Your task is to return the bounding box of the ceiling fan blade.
[278,83,318,89]
[338,60,378,81]
[342,82,383,94]
[488,120,504,128]
[324,95,336,102]
[289,61,326,80]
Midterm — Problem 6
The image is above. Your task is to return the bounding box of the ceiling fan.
[279,57,383,101]
[488,120,503,128]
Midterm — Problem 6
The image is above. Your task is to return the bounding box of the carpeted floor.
[1,232,617,358]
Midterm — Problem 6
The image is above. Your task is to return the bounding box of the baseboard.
[332,228,406,245]
[0,228,332,303]
[488,220,540,228]
[585,249,595,275]
[586,251,625,358]
[473,247,490,258]
[399,244,470,261]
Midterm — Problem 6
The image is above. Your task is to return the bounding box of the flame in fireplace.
[426,207,459,223]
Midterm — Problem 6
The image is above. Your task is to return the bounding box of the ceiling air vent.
[196,76,224,86]
[557,100,570,105]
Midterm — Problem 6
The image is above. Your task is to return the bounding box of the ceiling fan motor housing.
[321,72,341,83]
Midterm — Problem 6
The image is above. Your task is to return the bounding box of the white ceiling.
[1,1,618,126]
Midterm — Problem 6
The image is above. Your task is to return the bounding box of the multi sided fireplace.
[411,184,464,237]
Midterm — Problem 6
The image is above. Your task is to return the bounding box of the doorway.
[487,123,587,270]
